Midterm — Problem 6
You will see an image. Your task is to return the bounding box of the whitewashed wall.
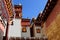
[0,30,3,40]
[21,27,30,38]
[34,26,42,38]
[8,19,21,37]
[3,20,7,36]
[0,21,4,40]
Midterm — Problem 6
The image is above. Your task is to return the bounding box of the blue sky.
[12,0,48,19]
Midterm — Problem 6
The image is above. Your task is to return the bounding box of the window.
[36,29,40,33]
[22,27,27,32]
[15,11,20,18]
[11,21,13,25]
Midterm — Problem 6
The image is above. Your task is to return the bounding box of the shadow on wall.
[3,36,48,40]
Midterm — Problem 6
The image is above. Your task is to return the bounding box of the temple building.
[0,0,4,40]
[37,0,60,40]
[0,0,13,40]
[8,4,22,39]
[1,0,60,40]
[21,18,30,38]
[30,18,42,38]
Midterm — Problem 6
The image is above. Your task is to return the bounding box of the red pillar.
[5,22,9,40]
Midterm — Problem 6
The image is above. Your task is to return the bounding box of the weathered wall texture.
[45,14,60,40]
[43,0,60,40]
